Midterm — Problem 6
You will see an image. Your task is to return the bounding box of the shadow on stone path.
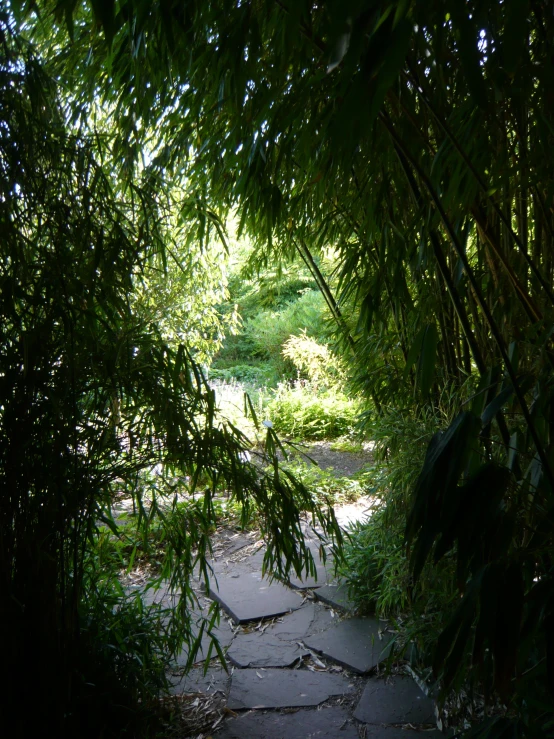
[152,496,447,739]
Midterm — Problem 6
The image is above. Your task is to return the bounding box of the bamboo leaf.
[502,0,530,76]
[403,325,425,379]
[449,2,489,108]
[481,384,514,427]
[416,323,438,398]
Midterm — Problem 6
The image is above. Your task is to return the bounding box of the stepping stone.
[227,633,308,668]
[259,602,334,642]
[227,668,354,709]
[269,604,318,640]
[208,570,303,624]
[353,677,436,725]
[313,582,354,612]
[217,706,359,738]
[209,546,267,577]
[287,564,327,590]
[304,617,392,674]
[362,729,442,738]
[168,664,230,696]
[174,614,235,667]
[217,533,252,556]
[286,542,332,590]
[306,604,337,635]
[334,498,372,529]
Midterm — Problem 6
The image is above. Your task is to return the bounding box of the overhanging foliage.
[5,0,554,734]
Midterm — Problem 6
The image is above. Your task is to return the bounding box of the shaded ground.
[286,441,375,477]
[149,475,444,739]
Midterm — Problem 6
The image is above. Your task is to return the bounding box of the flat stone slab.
[227,633,308,668]
[227,668,355,709]
[269,603,317,640]
[353,677,436,725]
[212,534,252,558]
[304,617,392,674]
[174,614,235,667]
[362,729,442,738]
[287,564,328,590]
[287,547,332,590]
[313,582,354,612]
[209,570,302,624]
[217,706,359,738]
[168,664,230,696]
[250,602,335,644]
[210,545,267,576]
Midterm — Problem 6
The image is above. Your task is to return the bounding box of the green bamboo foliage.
[0,20,342,736]
[9,0,554,733]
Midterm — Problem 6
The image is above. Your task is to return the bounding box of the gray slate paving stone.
[307,604,338,635]
[223,536,251,556]
[227,668,355,710]
[262,602,335,642]
[353,677,436,725]
[216,706,359,738]
[313,582,354,612]
[169,664,230,696]
[209,570,303,624]
[287,565,327,590]
[174,615,235,667]
[304,617,392,674]
[208,546,267,578]
[286,539,333,590]
[227,633,308,668]
[269,603,317,640]
[362,729,442,738]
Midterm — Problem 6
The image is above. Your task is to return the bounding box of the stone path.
[153,500,443,738]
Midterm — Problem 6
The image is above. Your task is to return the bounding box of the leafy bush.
[266,383,360,440]
[243,290,330,371]
[277,459,370,507]
[282,331,346,389]
[209,363,278,386]
[338,408,458,655]
[340,508,411,616]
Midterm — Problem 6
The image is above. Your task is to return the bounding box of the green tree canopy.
[5,0,554,734]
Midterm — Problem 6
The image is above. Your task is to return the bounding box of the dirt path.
[282,441,374,477]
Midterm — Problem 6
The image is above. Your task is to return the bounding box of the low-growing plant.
[340,507,410,616]
[266,383,360,440]
[209,363,278,386]
[338,407,459,664]
[277,458,370,507]
[329,437,365,454]
[282,331,346,389]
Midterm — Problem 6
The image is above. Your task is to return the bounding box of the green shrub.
[282,331,346,389]
[340,507,410,616]
[329,437,364,453]
[266,383,360,440]
[277,459,370,507]
[209,363,278,386]
[243,290,330,370]
[338,408,458,660]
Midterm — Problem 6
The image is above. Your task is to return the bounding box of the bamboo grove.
[0,12,341,737]
[5,0,554,735]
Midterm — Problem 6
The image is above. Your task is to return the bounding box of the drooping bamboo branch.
[384,112,549,481]
[404,64,554,309]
